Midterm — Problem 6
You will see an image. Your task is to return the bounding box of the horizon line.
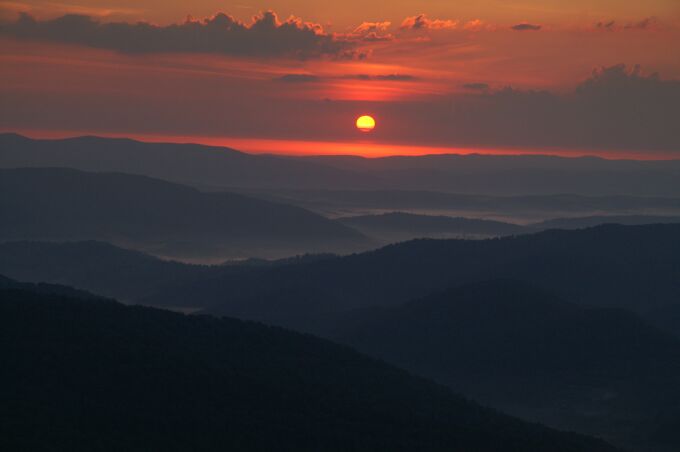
[3,129,679,161]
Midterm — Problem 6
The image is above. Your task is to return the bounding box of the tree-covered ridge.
[0,281,618,452]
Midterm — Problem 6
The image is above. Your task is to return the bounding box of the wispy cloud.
[275,74,321,83]
[275,73,419,83]
[0,1,142,18]
[462,82,490,91]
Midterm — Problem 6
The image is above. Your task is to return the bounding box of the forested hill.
[0,279,618,452]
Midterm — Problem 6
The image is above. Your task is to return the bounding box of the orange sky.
[1,1,679,157]
[3,0,679,28]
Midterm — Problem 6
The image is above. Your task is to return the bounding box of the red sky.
[1,1,679,157]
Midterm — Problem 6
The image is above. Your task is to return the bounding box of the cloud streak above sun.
[276,73,419,83]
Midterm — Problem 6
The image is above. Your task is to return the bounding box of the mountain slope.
[337,280,680,450]
[0,241,211,301]
[2,224,679,335]
[0,273,102,300]
[0,168,368,259]
[0,280,618,452]
[192,224,680,335]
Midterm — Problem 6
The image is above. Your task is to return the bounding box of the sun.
[356,115,376,133]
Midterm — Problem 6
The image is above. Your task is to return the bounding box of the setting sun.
[356,115,376,133]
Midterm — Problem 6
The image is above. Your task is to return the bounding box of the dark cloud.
[595,17,659,32]
[345,74,418,81]
[0,11,357,59]
[400,14,458,31]
[276,74,321,83]
[624,17,657,30]
[274,73,418,83]
[511,23,542,31]
[375,74,417,81]
[462,83,490,91]
[596,20,616,30]
[436,64,680,151]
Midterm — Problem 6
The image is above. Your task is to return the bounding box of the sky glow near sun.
[0,0,679,158]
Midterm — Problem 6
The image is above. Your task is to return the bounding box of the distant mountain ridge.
[0,167,369,259]
[336,212,525,242]
[0,133,379,190]
[3,133,680,196]
[533,214,680,230]
[254,188,680,220]
[334,211,680,243]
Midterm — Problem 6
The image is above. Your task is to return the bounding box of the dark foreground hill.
[0,280,618,452]
[339,280,680,451]
[0,168,369,259]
